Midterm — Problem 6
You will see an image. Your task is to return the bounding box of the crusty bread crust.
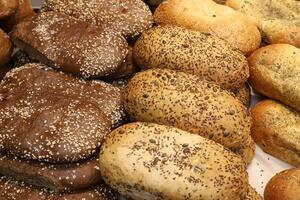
[0,0,18,19]
[99,122,248,200]
[245,186,263,200]
[264,168,300,200]
[154,0,261,55]
[251,100,300,166]
[232,84,251,107]
[249,44,300,112]
[0,29,12,67]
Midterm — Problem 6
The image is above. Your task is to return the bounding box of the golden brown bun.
[133,25,249,90]
[99,122,249,200]
[264,168,300,200]
[125,69,251,160]
[0,0,34,32]
[226,0,300,48]
[0,29,12,67]
[251,100,300,166]
[232,84,251,107]
[0,0,18,19]
[154,0,261,55]
[249,44,300,112]
[245,186,263,200]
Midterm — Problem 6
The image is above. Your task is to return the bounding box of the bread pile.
[0,0,299,199]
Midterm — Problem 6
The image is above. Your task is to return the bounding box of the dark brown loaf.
[264,168,300,200]
[0,176,118,200]
[0,0,34,32]
[0,154,102,192]
[0,0,18,19]
[0,63,125,163]
[0,29,12,67]
[11,12,128,78]
[41,0,153,38]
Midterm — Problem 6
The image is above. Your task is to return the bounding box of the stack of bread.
[0,0,299,199]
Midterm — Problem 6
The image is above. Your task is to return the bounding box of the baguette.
[99,122,249,200]
[249,44,300,112]
[251,100,300,166]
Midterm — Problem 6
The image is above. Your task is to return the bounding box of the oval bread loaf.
[125,69,251,153]
[154,0,261,55]
[264,168,300,200]
[133,25,249,90]
[251,100,300,166]
[249,44,300,112]
[99,122,249,200]
[0,0,18,19]
[0,29,12,67]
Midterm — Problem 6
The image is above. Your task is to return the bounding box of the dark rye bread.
[0,63,125,163]
[0,176,118,200]
[11,12,128,78]
[41,0,153,38]
[0,154,101,192]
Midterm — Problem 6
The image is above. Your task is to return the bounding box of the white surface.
[28,0,294,197]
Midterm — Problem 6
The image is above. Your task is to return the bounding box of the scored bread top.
[42,0,153,38]
[11,11,128,78]
[0,63,125,163]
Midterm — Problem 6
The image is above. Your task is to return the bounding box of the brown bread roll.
[133,26,249,90]
[264,168,300,200]
[245,186,263,200]
[41,0,153,38]
[0,63,125,163]
[154,0,261,55]
[0,154,101,192]
[0,0,34,32]
[232,84,251,107]
[226,0,300,48]
[99,122,249,200]
[11,12,128,78]
[0,29,12,67]
[0,176,118,200]
[0,0,18,19]
[251,100,300,166]
[125,69,251,158]
[249,44,300,112]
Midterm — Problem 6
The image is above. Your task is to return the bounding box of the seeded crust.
[125,69,251,153]
[99,122,248,200]
[133,26,249,90]
[0,153,102,192]
[232,84,251,107]
[245,186,263,200]
[248,44,300,112]
[0,0,18,19]
[226,0,300,48]
[233,135,255,165]
[251,100,300,167]
[0,0,34,32]
[264,168,300,200]
[0,63,125,163]
[0,29,12,67]
[0,176,118,200]
[11,12,128,78]
[41,0,153,38]
[154,0,261,55]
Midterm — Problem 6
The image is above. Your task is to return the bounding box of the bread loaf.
[133,26,249,90]
[0,176,118,200]
[125,69,251,156]
[226,0,300,48]
[0,0,18,19]
[41,0,153,38]
[0,154,102,192]
[0,63,125,163]
[154,0,261,55]
[11,12,128,78]
[0,29,12,67]
[264,168,300,200]
[251,100,300,166]
[249,44,300,112]
[99,122,249,200]
[0,0,34,32]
